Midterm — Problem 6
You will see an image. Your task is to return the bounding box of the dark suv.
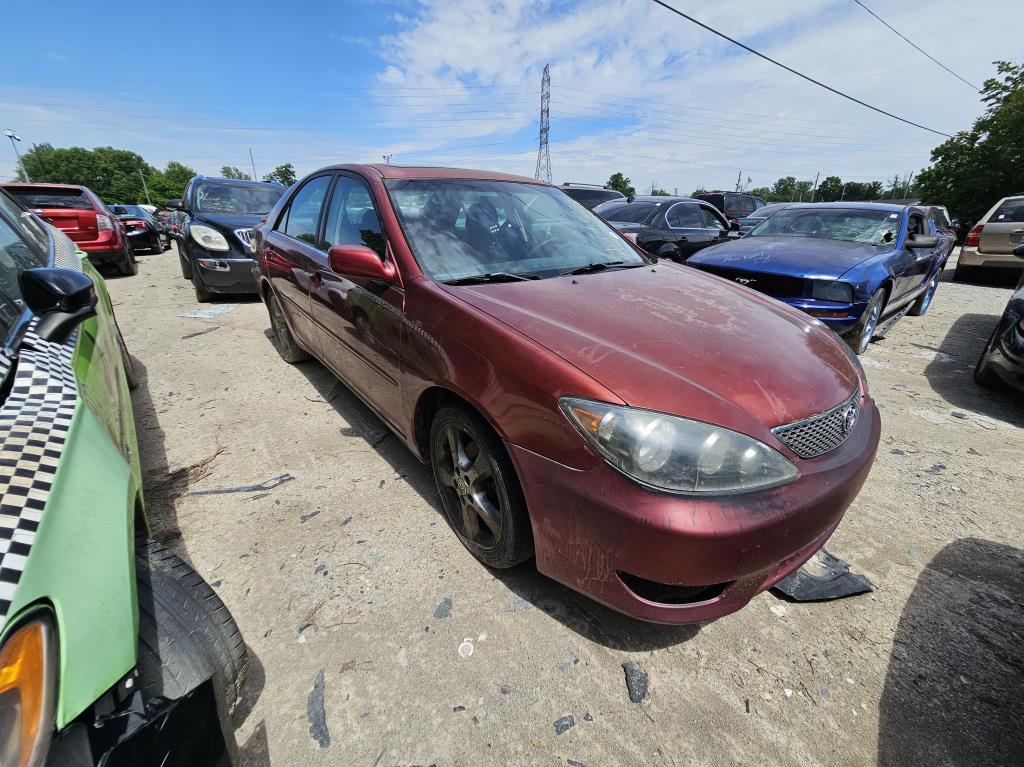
[167,176,285,302]
[560,183,626,210]
[694,191,767,225]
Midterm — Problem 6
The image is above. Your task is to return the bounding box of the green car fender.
[0,256,144,728]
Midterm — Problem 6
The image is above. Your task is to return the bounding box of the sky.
[1,0,1022,195]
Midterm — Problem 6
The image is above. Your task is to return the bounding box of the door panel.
[309,175,404,422]
[893,215,933,300]
[664,202,713,259]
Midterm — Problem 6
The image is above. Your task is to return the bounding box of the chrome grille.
[234,228,255,252]
[772,392,860,459]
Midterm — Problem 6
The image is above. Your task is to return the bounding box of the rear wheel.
[117,241,138,276]
[845,288,885,355]
[135,539,247,707]
[909,273,940,316]
[267,293,310,363]
[429,404,532,569]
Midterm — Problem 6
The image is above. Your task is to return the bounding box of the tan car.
[956,195,1024,280]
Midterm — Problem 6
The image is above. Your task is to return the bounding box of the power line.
[852,0,979,90]
[648,0,953,138]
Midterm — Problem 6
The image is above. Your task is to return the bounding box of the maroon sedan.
[251,165,880,624]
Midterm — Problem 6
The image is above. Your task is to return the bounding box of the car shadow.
[877,538,1024,766]
[129,356,266,763]
[920,311,1023,426]
[284,332,700,651]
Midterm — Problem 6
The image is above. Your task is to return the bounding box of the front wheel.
[194,275,214,303]
[973,327,1003,388]
[179,252,193,280]
[908,273,940,316]
[429,404,533,569]
[845,289,885,355]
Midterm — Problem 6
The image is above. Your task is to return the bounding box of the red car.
[1,183,137,275]
[251,165,880,625]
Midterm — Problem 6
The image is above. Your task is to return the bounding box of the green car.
[0,189,246,766]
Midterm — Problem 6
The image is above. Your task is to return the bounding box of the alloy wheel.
[435,423,503,549]
[860,301,882,353]
[921,276,938,313]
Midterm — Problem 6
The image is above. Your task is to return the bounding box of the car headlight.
[189,225,230,251]
[0,619,57,767]
[811,281,854,303]
[560,397,799,494]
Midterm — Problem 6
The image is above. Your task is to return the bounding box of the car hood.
[689,235,883,280]
[193,212,265,231]
[446,264,861,435]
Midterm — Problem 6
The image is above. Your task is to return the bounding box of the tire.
[908,272,940,316]
[429,404,533,569]
[194,275,214,303]
[953,262,975,282]
[267,293,310,363]
[117,241,138,276]
[973,327,1003,389]
[134,540,247,708]
[179,252,193,280]
[845,288,885,355]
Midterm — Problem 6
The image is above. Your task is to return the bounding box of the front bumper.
[779,297,866,336]
[982,317,1024,391]
[959,247,1024,269]
[510,396,880,624]
[191,255,258,294]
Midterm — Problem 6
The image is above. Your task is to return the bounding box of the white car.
[956,195,1024,280]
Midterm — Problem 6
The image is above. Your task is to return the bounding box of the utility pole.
[534,64,552,183]
[809,171,821,203]
[3,129,29,182]
[840,182,847,201]
[248,148,258,181]
[735,170,742,192]
[138,169,152,206]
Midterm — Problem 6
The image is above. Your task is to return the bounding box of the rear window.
[593,201,660,224]
[5,187,93,211]
[562,188,623,207]
[991,199,1024,223]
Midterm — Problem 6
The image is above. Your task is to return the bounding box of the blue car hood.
[689,235,883,280]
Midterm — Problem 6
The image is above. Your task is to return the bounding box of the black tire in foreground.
[117,242,138,276]
[135,540,248,707]
[429,403,533,569]
[179,252,193,280]
[973,327,1004,389]
[267,293,310,363]
[193,276,214,303]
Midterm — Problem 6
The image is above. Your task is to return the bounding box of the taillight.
[126,219,147,229]
[96,214,113,231]
[964,224,983,248]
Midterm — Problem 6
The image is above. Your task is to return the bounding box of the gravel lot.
[110,244,1023,766]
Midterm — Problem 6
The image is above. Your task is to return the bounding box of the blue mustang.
[687,202,949,354]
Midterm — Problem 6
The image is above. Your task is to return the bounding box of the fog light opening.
[617,572,728,605]
[197,258,230,271]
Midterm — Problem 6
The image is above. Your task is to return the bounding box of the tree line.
[12,144,296,207]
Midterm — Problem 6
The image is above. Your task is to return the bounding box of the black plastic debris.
[771,548,875,602]
[553,715,575,735]
[622,661,649,703]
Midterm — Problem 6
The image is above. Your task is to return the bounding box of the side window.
[323,176,386,257]
[906,215,925,239]
[183,181,194,211]
[735,196,755,217]
[665,202,703,228]
[700,205,728,232]
[753,198,766,210]
[280,176,331,246]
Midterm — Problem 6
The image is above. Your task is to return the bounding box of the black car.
[560,183,626,210]
[110,204,166,254]
[593,195,736,262]
[737,203,790,235]
[694,191,767,225]
[167,176,285,302]
[974,244,1024,391]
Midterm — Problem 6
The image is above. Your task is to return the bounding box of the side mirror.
[19,268,98,344]
[165,198,184,211]
[327,244,396,282]
[729,220,741,231]
[1013,244,1024,259]
[907,234,938,249]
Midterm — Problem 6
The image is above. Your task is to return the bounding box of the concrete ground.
[110,244,1023,766]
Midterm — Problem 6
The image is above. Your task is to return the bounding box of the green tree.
[16,143,156,204]
[262,163,296,186]
[814,175,843,202]
[772,176,798,201]
[150,161,196,206]
[794,180,814,201]
[690,187,710,197]
[650,185,670,196]
[917,60,1024,223]
[220,166,251,180]
[607,172,635,196]
[748,186,774,201]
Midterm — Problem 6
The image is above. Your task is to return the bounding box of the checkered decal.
[0,330,78,621]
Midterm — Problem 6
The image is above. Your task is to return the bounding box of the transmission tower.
[535,64,552,183]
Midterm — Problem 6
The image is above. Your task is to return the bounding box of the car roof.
[0,182,89,190]
[781,201,907,213]
[615,195,704,204]
[194,176,282,187]
[314,164,548,185]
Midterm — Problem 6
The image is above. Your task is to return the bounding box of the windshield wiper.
[560,260,635,276]
[442,272,539,285]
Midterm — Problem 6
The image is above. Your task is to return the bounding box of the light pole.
[138,169,152,206]
[382,154,392,165]
[3,129,29,182]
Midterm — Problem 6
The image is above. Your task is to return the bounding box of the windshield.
[112,204,151,220]
[748,207,902,245]
[5,187,92,211]
[386,179,648,282]
[195,183,283,215]
[592,200,660,223]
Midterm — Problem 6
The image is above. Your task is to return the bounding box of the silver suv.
[956,195,1024,280]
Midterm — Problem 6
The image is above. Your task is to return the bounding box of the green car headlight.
[0,618,57,767]
[560,397,799,494]
[811,281,854,303]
